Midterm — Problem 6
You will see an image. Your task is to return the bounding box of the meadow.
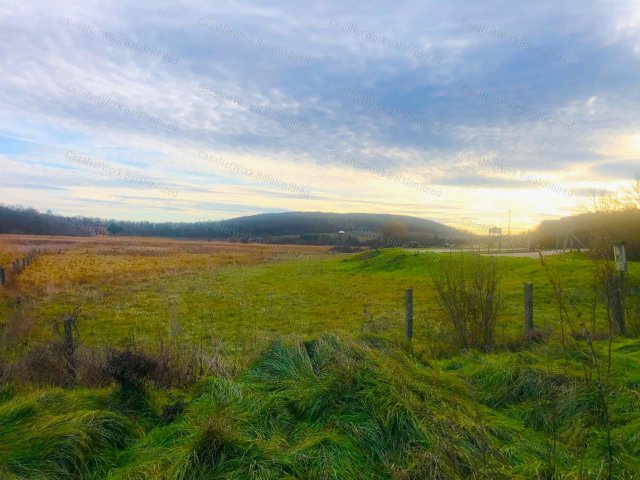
[1,235,640,478]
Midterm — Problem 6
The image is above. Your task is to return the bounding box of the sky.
[1,1,640,233]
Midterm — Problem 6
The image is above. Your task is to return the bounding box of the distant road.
[481,250,567,258]
[407,248,577,258]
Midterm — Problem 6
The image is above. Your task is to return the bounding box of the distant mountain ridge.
[0,206,468,247]
[216,212,464,237]
[2,205,639,254]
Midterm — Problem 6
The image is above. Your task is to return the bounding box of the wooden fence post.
[524,282,534,337]
[0,268,5,286]
[63,314,77,384]
[405,288,413,341]
[611,275,625,335]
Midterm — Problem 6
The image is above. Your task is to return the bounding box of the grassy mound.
[2,335,640,478]
[110,335,508,479]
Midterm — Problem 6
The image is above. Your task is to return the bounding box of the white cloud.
[0,0,638,230]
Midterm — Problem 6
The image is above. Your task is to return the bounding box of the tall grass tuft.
[0,390,140,479]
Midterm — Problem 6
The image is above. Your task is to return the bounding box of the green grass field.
[1,238,640,478]
[8,247,638,355]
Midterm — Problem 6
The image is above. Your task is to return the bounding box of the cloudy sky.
[1,1,639,232]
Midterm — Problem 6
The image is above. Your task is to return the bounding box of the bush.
[150,337,228,388]
[105,349,157,392]
[2,340,70,387]
[430,254,503,351]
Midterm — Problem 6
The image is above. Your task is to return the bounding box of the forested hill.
[0,206,108,236]
[534,209,640,259]
[0,207,468,247]
[214,212,464,238]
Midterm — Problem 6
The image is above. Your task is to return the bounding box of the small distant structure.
[488,226,503,252]
[558,230,586,253]
[338,230,346,235]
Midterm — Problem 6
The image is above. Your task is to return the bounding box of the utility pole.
[507,209,511,250]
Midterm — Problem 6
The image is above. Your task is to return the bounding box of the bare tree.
[431,254,503,350]
[617,173,640,210]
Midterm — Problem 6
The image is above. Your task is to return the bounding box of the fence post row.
[398,281,623,343]
[405,288,413,341]
[524,282,534,336]
[0,248,49,287]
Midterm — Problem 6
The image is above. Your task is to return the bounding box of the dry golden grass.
[0,239,21,266]
[0,234,79,269]
[0,234,330,296]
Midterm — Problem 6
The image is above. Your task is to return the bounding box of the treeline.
[4,205,637,255]
[535,209,640,260]
[0,206,226,239]
[0,207,467,247]
[0,206,107,236]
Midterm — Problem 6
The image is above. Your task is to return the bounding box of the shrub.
[3,340,71,387]
[105,349,157,392]
[150,337,228,388]
[430,254,503,351]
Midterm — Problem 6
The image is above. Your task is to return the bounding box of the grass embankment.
[2,334,640,478]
